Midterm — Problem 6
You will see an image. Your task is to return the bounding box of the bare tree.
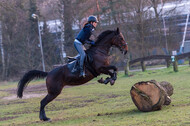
[0,21,5,79]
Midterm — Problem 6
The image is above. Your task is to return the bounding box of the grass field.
[0,66,190,126]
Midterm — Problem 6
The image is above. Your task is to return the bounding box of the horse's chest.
[95,55,110,66]
[103,59,110,65]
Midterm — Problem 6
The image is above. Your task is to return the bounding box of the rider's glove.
[85,40,95,45]
[90,41,95,45]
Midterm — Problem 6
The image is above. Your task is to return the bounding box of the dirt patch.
[2,83,47,94]
[106,94,120,99]
[84,99,95,103]
[97,112,113,116]
[0,116,18,121]
[1,82,96,101]
[3,82,96,94]
[2,93,46,101]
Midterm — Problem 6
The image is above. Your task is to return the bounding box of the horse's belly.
[65,76,94,86]
[62,64,96,86]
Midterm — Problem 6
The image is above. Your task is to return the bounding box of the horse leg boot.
[103,66,117,85]
[110,72,117,85]
[79,52,86,77]
[39,93,59,121]
[98,66,117,85]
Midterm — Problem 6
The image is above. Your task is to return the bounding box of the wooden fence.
[124,52,190,75]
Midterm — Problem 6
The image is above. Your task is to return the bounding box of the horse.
[17,28,128,121]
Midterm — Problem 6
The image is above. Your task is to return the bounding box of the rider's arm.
[85,40,95,45]
[83,25,95,45]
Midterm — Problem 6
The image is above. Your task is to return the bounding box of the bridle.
[112,33,128,50]
[91,32,127,55]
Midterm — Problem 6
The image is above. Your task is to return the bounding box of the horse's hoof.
[46,118,51,122]
[110,80,115,86]
[40,117,51,121]
[98,78,104,83]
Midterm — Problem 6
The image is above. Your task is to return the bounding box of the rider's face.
[92,22,97,28]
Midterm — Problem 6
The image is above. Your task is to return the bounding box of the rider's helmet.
[88,15,98,23]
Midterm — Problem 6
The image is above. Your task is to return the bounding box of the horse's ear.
[116,27,120,34]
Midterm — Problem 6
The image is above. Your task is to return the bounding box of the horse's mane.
[95,30,114,44]
[87,29,115,53]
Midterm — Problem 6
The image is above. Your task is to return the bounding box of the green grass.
[0,66,190,126]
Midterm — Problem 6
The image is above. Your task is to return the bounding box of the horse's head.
[112,28,128,55]
[93,28,128,55]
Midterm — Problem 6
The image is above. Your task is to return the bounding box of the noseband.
[112,34,127,49]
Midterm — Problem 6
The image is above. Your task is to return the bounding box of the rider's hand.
[91,41,95,45]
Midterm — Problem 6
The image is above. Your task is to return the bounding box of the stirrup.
[71,68,77,73]
[71,60,78,73]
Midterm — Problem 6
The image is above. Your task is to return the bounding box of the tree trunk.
[63,0,74,57]
[0,21,5,79]
[130,80,173,112]
[159,81,173,96]
[96,0,100,22]
[109,0,118,24]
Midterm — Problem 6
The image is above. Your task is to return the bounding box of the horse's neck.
[98,44,111,55]
[91,40,112,55]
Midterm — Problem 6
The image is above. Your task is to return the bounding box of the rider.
[74,15,98,77]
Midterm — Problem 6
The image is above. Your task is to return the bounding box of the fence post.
[141,61,146,72]
[124,59,129,76]
[173,57,178,72]
[124,55,129,76]
[166,59,170,68]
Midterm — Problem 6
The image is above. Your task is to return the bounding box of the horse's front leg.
[98,66,117,85]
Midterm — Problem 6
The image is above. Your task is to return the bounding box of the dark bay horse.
[17,28,128,121]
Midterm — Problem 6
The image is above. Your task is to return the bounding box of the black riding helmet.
[88,15,98,23]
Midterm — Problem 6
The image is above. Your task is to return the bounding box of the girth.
[67,51,99,77]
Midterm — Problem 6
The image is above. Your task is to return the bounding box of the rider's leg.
[71,56,80,73]
[74,41,86,77]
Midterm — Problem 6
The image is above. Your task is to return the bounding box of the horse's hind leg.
[39,93,60,121]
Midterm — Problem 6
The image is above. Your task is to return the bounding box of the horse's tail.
[17,70,48,98]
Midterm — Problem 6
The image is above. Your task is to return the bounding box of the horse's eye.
[120,37,124,41]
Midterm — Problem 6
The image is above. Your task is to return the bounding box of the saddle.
[67,51,98,77]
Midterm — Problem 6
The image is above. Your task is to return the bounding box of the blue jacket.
[76,23,94,44]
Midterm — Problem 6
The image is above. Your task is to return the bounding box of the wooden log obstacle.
[130,80,173,112]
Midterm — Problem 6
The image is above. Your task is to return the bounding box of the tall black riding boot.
[79,67,85,77]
